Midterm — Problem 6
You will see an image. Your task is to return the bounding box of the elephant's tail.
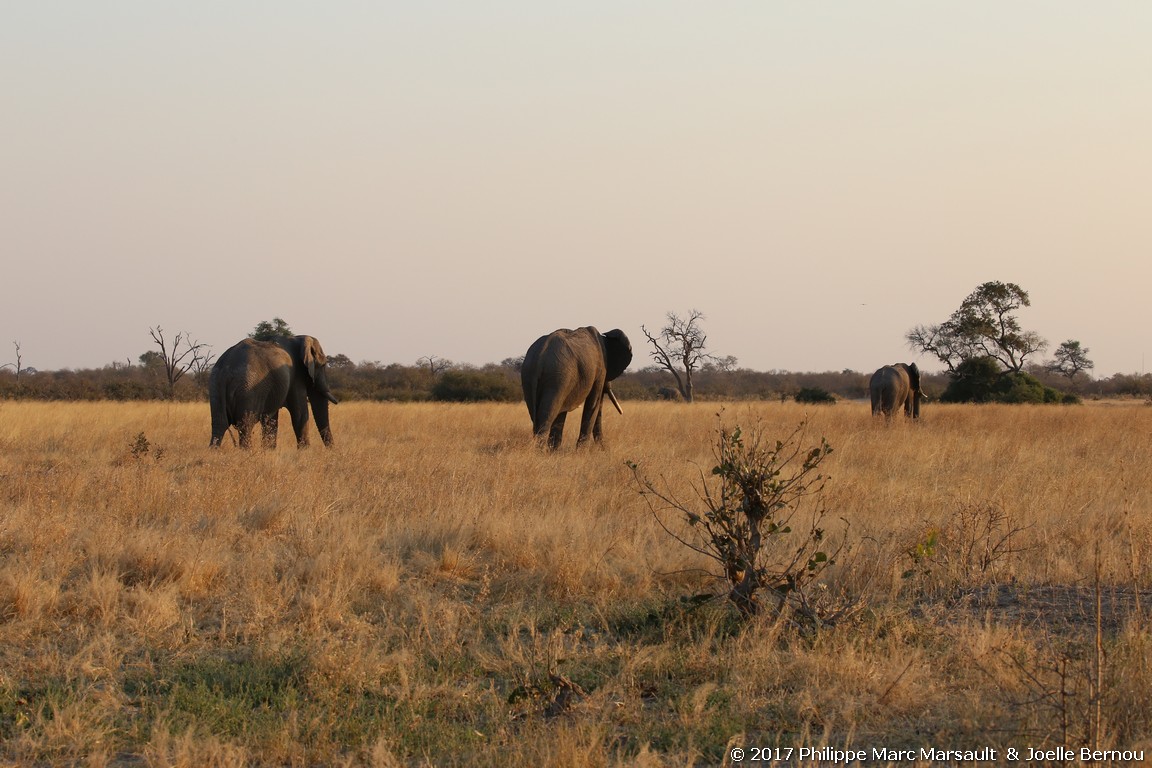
[529,382,548,435]
[526,376,560,438]
[208,377,235,444]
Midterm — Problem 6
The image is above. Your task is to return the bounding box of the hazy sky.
[4,3,1149,377]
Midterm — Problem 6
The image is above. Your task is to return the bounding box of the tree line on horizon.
[3,283,1146,403]
[2,351,1148,404]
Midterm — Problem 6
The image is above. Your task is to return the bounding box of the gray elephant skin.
[870,362,923,419]
[209,335,338,448]
[521,326,633,449]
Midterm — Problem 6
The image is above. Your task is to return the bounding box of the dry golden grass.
[0,399,1149,765]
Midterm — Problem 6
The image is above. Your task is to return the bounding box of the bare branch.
[416,355,453,375]
[2,342,23,383]
[642,309,720,403]
[150,326,213,398]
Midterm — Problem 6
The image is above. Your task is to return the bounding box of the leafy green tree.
[326,353,354,369]
[907,281,1047,373]
[249,318,294,341]
[138,350,164,370]
[1047,340,1094,389]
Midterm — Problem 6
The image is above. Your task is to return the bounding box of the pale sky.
[3,3,1149,377]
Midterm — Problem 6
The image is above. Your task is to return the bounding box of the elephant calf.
[521,326,632,449]
[209,335,338,448]
[869,362,924,420]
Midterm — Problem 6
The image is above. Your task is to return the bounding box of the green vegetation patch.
[125,651,313,739]
[121,647,493,759]
[122,649,411,753]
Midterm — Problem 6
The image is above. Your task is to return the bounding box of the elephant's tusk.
[606,387,623,415]
[326,392,339,404]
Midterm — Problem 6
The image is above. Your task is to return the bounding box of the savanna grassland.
[1,399,1150,766]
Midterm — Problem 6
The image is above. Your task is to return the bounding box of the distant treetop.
[249,318,294,341]
[906,281,1047,373]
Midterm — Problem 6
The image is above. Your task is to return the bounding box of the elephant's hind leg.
[236,415,256,449]
[261,413,279,449]
[545,412,567,450]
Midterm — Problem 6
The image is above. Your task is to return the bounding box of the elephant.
[520,326,633,449]
[870,362,924,420]
[209,335,338,448]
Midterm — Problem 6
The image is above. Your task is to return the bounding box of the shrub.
[941,357,1001,403]
[942,358,1076,405]
[994,371,1048,404]
[431,370,520,402]
[794,387,835,404]
[994,371,1067,404]
[629,418,848,624]
[329,363,434,402]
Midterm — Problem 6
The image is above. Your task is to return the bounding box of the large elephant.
[209,335,338,448]
[521,326,633,449]
[870,362,924,419]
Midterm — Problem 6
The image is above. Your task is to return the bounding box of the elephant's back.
[524,330,603,413]
[211,339,293,409]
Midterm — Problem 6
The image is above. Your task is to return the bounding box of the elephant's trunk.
[606,385,623,415]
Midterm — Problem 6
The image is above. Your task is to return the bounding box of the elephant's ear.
[603,329,633,381]
[302,336,328,381]
[907,362,921,390]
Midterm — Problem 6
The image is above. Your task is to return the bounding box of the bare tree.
[642,309,720,403]
[1,341,23,383]
[416,355,453,374]
[190,347,217,387]
[149,326,212,398]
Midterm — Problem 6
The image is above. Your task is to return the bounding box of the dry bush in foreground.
[630,417,844,623]
[0,400,1148,765]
